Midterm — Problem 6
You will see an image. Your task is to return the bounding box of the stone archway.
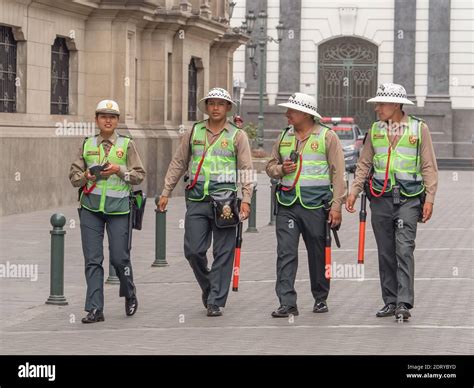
[318,37,378,130]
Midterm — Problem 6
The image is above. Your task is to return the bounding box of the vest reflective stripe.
[276,126,332,209]
[189,173,236,182]
[301,165,329,176]
[293,179,331,187]
[80,135,131,214]
[189,174,206,182]
[371,116,424,197]
[373,146,386,154]
[304,153,327,161]
[188,121,239,201]
[86,186,129,198]
[396,146,418,156]
[373,171,420,182]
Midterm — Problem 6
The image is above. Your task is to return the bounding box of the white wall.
[450,0,474,109]
[232,0,473,109]
[230,1,247,100]
[301,0,394,101]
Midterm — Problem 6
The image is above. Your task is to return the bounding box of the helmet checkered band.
[206,88,232,101]
[288,93,317,111]
[375,83,408,99]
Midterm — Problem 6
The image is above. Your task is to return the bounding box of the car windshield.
[330,125,355,140]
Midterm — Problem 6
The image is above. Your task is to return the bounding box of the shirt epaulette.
[409,114,425,123]
[116,132,132,140]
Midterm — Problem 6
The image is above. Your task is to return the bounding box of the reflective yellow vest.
[276,126,333,209]
[80,135,131,214]
[187,121,239,201]
[371,115,424,197]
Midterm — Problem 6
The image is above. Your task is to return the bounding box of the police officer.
[158,88,253,317]
[266,93,346,317]
[69,100,146,323]
[345,83,438,321]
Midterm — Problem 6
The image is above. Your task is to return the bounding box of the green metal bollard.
[246,186,258,233]
[152,197,169,267]
[269,178,278,226]
[105,262,120,284]
[46,213,68,305]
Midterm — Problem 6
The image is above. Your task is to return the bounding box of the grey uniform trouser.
[275,203,328,307]
[184,200,237,308]
[79,208,136,312]
[370,196,421,309]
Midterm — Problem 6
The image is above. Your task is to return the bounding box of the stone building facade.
[0,0,246,215]
[231,0,473,160]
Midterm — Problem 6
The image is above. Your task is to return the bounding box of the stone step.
[437,157,474,170]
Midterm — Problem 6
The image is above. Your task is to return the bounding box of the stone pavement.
[0,171,472,355]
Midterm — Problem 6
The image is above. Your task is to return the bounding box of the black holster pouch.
[210,190,241,228]
[363,167,374,202]
[130,190,147,230]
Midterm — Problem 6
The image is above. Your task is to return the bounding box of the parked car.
[320,117,365,172]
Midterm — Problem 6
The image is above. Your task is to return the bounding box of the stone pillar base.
[276,92,294,104]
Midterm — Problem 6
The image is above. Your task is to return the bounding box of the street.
[0,170,472,355]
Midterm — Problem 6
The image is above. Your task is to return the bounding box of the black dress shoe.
[395,303,411,321]
[313,301,328,313]
[125,296,138,316]
[207,304,222,317]
[271,305,299,318]
[376,303,396,317]
[81,309,104,324]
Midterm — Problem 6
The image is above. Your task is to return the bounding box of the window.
[167,53,172,121]
[188,58,197,121]
[51,37,70,114]
[0,26,17,113]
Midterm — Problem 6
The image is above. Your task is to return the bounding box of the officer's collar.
[205,119,231,133]
[293,123,323,139]
[97,131,117,144]
[312,123,325,135]
[382,112,408,126]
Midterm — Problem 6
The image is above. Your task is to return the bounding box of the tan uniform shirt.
[161,120,254,204]
[69,132,146,187]
[266,123,347,212]
[350,113,438,203]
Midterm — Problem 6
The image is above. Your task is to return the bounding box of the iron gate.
[51,37,70,114]
[318,37,378,131]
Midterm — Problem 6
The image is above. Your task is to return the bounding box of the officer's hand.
[158,196,168,212]
[345,194,357,213]
[282,159,297,175]
[240,202,250,221]
[100,163,120,177]
[85,170,96,182]
[421,202,433,223]
[328,209,342,228]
